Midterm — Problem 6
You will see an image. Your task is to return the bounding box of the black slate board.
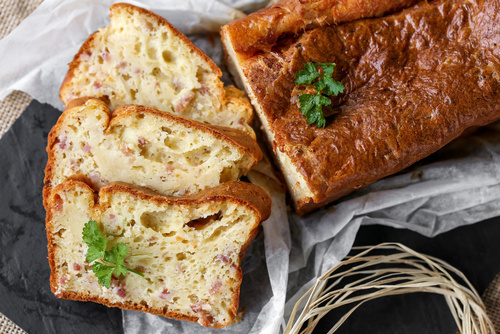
[0,100,499,333]
[0,100,122,334]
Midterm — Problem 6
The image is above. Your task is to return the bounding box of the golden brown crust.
[223,0,500,215]
[43,98,263,209]
[59,32,99,103]
[64,96,108,110]
[221,0,421,57]
[42,98,109,210]
[46,178,271,328]
[60,3,222,107]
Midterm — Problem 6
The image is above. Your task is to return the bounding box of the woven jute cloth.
[0,0,43,138]
[484,273,500,333]
[0,0,499,333]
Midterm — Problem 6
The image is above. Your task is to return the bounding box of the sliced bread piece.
[60,3,255,137]
[44,98,262,208]
[46,177,271,328]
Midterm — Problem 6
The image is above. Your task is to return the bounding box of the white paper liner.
[1,1,500,333]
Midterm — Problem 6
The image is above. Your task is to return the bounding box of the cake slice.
[222,0,500,214]
[46,177,271,328]
[44,98,262,208]
[60,3,255,137]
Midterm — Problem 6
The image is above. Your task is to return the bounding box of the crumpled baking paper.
[2,1,500,333]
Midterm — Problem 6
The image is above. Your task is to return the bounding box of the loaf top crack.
[46,178,271,328]
[44,98,262,208]
[222,0,500,214]
[60,3,255,138]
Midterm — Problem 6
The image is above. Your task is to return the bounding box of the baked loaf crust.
[60,3,255,137]
[44,98,262,208]
[46,178,271,328]
[222,0,500,214]
[222,0,421,56]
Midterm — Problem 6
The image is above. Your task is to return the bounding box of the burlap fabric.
[484,273,500,333]
[0,0,498,333]
[0,0,42,138]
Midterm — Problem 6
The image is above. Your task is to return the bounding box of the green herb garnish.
[295,62,344,127]
[83,220,143,288]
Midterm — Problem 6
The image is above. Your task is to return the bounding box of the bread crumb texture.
[60,3,254,137]
[45,99,259,199]
[48,180,270,328]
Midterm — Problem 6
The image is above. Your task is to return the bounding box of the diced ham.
[230,263,238,275]
[116,61,128,69]
[190,302,214,326]
[58,135,67,149]
[165,164,174,173]
[173,77,183,91]
[54,195,63,212]
[216,254,230,264]
[93,82,102,89]
[69,159,78,172]
[110,277,127,297]
[138,137,147,146]
[79,51,92,61]
[73,263,81,271]
[116,288,126,298]
[102,52,112,62]
[199,82,208,95]
[110,276,125,288]
[82,143,91,153]
[120,142,134,156]
[59,275,67,285]
[174,91,195,113]
[190,301,204,313]
[209,280,222,295]
[159,289,171,300]
[110,277,120,288]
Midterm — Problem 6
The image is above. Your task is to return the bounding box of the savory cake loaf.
[46,178,271,328]
[44,98,262,207]
[222,0,500,214]
[60,3,255,137]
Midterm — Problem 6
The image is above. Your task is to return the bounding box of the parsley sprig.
[83,220,143,288]
[295,62,344,127]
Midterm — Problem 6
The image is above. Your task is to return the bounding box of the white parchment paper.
[2,1,500,333]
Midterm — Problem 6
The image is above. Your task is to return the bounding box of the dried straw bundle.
[284,243,495,334]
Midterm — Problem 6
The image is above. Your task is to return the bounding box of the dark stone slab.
[0,100,122,334]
